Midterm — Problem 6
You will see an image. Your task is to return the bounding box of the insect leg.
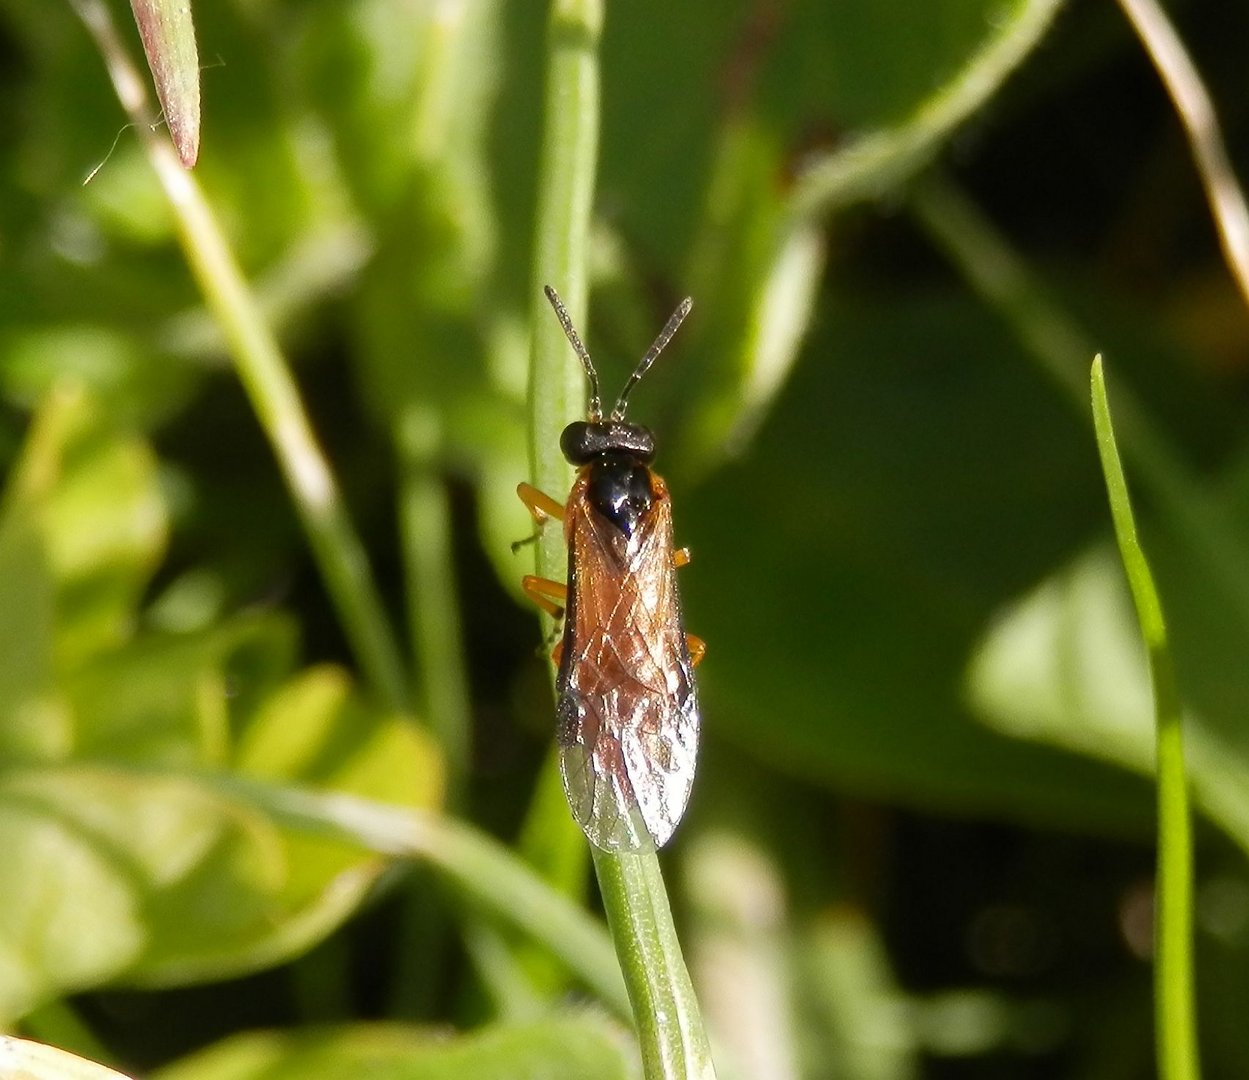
[521,575,567,619]
[523,576,568,663]
[513,483,568,552]
[517,482,566,523]
[671,549,700,663]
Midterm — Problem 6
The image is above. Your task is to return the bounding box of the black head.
[544,285,692,444]
[560,420,655,466]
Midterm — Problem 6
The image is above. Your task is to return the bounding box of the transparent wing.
[557,479,700,852]
[558,627,698,851]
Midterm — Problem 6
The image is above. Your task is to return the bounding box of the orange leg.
[517,482,566,523]
[513,483,568,553]
[516,485,570,665]
[521,582,566,666]
[674,548,702,664]
[522,575,567,619]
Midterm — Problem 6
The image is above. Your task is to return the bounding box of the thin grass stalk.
[525,1,715,1075]
[1091,359,1200,1080]
[71,0,410,713]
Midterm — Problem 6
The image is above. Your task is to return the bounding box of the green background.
[2,0,1248,1076]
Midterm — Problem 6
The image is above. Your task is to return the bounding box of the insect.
[517,285,704,852]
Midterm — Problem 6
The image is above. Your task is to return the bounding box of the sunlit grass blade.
[593,852,715,1080]
[518,0,600,888]
[71,0,409,714]
[523,1,715,1076]
[1116,0,1249,313]
[786,0,1064,221]
[1091,357,1200,1080]
[205,772,630,1020]
[913,173,1249,631]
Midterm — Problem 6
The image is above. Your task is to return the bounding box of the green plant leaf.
[64,616,292,767]
[678,295,1151,829]
[0,757,407,1009]
[152,1017,634,1080]
[968,543,1249,855]
[1,327,198,431]
[0,490,62,761]
[0,391,442,1017]
[0,767,148,1021]
[593,0,1067,472]
[0,386,168,764]
[0,765,294,1004]
[784,0,1067,217]
[5,386,168,666]
[965,354,1249,856]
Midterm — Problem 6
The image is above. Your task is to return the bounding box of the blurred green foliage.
[3,0,1249,1076]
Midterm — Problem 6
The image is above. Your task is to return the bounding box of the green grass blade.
[517,0,603,887]
[786,0,1064,221]
[524,1,715,1075]
[593,851,715,1080]
[398,414,472,795]
[71,0,410,714]
[204,773,630,1019]
[913,173,1249,633]
[1091,357,1200,1080]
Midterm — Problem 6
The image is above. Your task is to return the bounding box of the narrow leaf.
[129,0,200,167]
[1091,357,1200,1080]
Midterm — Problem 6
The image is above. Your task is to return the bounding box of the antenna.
[610,297,693,421]
[544,285,602,421]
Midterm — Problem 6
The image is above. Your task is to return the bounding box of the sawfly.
[517,285,704,852]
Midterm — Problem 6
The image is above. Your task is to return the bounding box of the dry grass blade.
[1117,0,1249,312]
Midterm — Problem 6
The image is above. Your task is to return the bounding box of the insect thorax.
[583,454,656,540]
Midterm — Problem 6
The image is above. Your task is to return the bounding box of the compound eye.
[623,425,657,463]
[560,422,595,465]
